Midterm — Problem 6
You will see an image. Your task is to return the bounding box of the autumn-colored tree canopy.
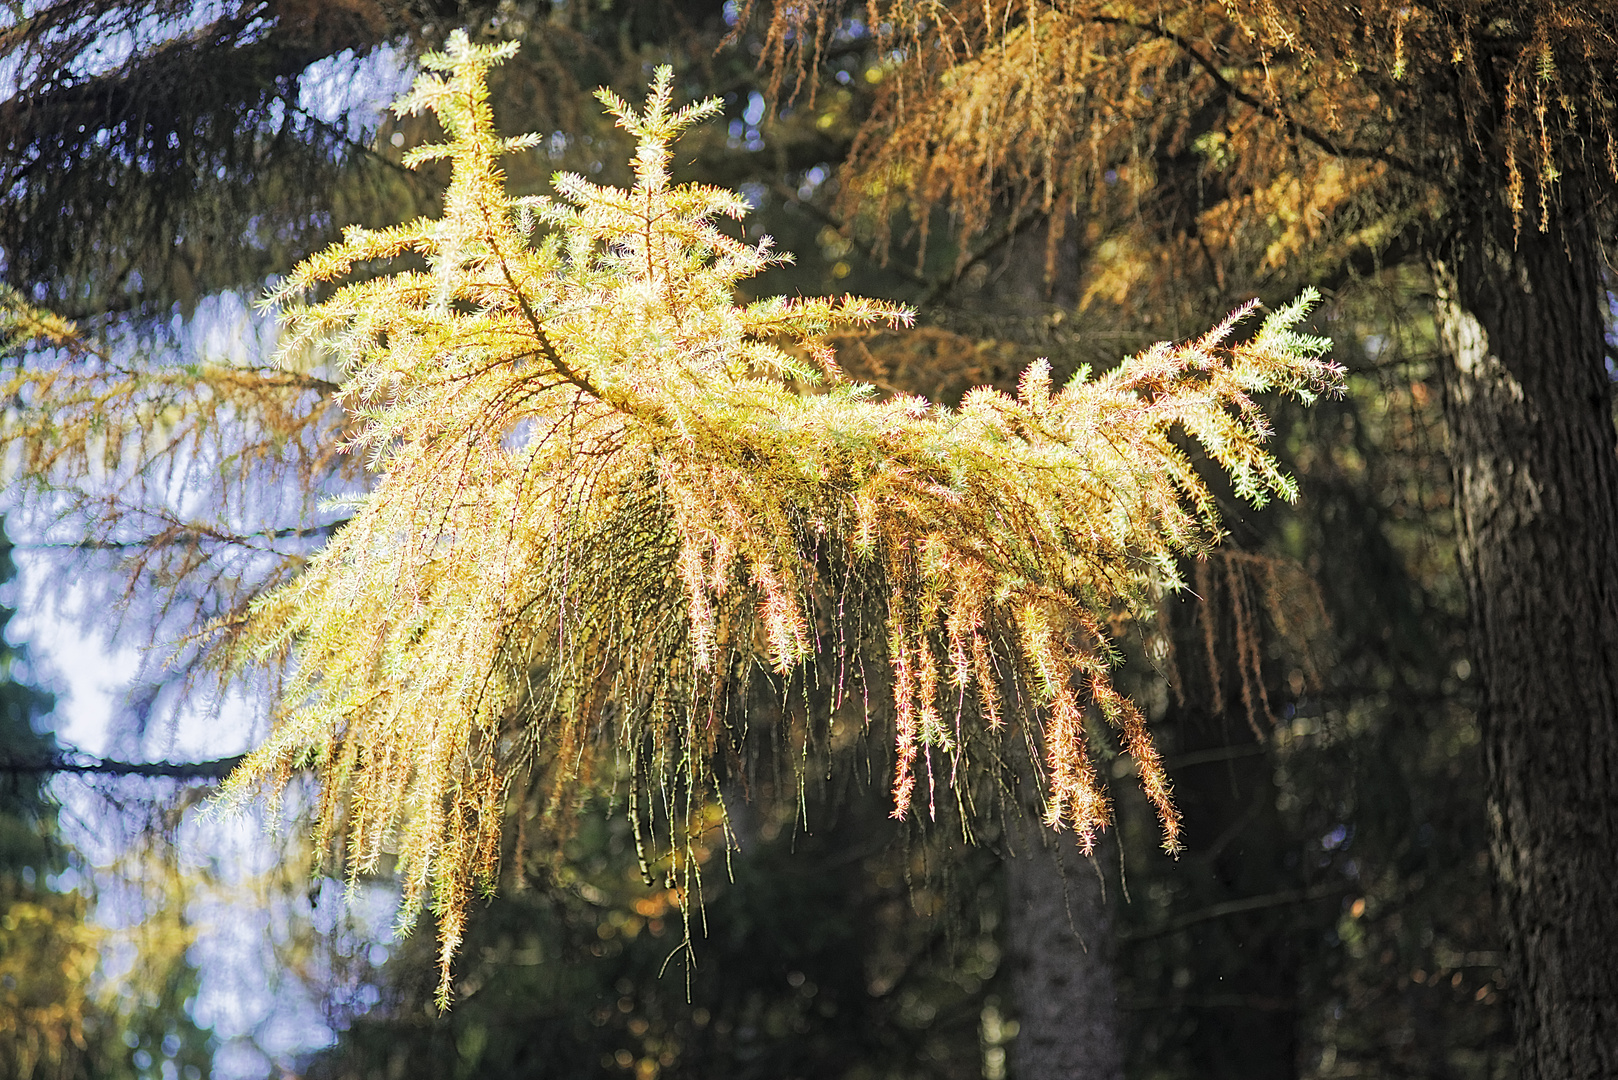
[747,0,1617,310]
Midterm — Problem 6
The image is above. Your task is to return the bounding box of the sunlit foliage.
[217,32,1339,997]
[6,33,1339,1002]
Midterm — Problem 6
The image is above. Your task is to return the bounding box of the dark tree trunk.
[1005,822,1125,1080]
[977,219,1128,1080]
[1430,206,1618,1079]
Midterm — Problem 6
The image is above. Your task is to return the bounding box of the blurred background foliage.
[1,0,1513,1076]
[0,523,215,1080]
[304,789,1005,1080]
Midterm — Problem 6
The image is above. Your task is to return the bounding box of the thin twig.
[1121,880,1351,941]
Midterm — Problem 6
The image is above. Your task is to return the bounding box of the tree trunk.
[1005,822,1125,1080]
[976,218,1128,1080]
[1430,207,1618,1079]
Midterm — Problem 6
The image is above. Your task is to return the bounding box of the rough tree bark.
[1430,203,1618,1080]
[1005,822,1126,1080]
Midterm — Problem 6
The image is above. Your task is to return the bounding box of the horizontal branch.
[1161,743,1267,770]
[0,754,246,780]
[1117,992,1300,1013]
[1091,15,1424,179]
[18,519,348,553]
[1121,880,1352,942]
[767,180,933,290]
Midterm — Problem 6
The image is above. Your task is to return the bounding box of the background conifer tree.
[739,2,1618,1074]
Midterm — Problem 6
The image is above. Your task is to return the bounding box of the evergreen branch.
[190,38,1340,1006]
[768,179,1049,310]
